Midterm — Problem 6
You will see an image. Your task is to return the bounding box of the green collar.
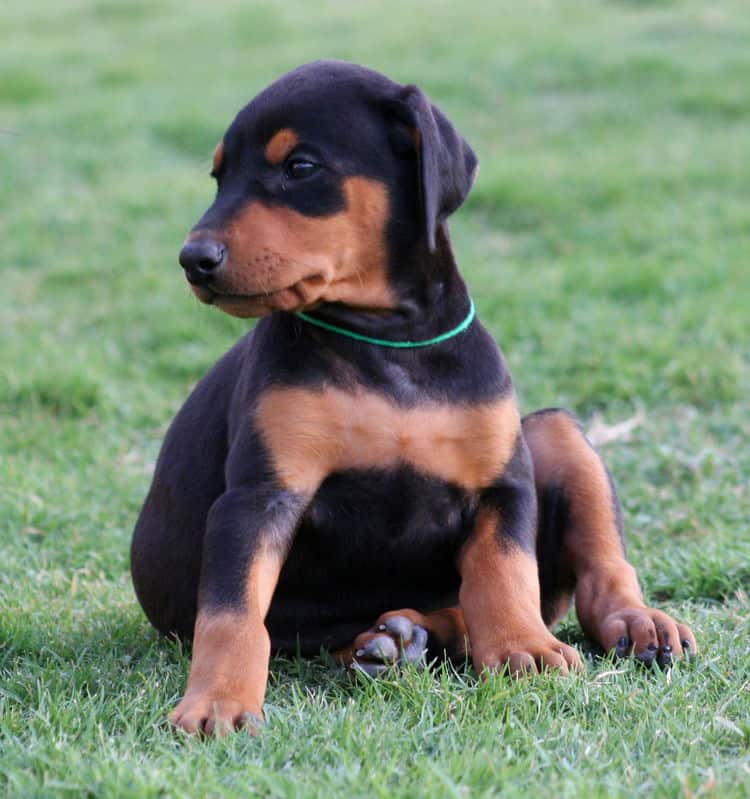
[294,298,475,348]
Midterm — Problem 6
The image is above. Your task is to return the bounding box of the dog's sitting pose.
[131,61,696,736]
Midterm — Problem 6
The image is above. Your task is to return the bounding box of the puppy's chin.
[189,283,317,318]
[189,284,217,304]
[211,295,276,319]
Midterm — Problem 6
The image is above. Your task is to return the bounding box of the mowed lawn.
[1,0,749,796]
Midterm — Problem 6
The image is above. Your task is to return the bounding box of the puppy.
[131,61,696,736]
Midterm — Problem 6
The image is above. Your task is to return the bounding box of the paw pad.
[349,615,429,676]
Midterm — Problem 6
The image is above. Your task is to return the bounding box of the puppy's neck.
[302,225,472,346]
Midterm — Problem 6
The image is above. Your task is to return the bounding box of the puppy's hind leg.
[130,352,237,640]
[524,408,697,667]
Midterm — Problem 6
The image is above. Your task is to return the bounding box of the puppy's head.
[179,60,477,318]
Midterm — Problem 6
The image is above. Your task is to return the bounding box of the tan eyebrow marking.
[264,128,299,165]
[212,140,224,174]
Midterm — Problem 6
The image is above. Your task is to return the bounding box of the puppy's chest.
[256,386,520,493]
[303,465,472,551]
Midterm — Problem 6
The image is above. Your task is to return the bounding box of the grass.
[1,0,749,796]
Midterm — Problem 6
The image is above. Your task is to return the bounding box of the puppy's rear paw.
[347,614,429,676]
[600,606,697,668]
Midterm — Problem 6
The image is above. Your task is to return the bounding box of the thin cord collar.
[294,298,475,348]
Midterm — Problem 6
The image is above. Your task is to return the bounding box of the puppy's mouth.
[190,275,328,318]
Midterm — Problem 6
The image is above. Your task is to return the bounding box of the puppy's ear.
[385,85,478,250]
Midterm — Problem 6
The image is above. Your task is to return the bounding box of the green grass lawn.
[2,0,749,796]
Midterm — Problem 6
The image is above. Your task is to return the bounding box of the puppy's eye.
[284,159,319,180]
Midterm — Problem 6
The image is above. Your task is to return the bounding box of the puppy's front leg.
[170,486,306,736]
[459,453,583,676]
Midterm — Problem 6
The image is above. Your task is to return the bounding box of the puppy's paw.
[474,633,583,677]
[170,692,263,737]
[346,613,429,676]
[599,606,697,667]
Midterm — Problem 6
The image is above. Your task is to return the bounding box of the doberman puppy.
[131,60,696,736]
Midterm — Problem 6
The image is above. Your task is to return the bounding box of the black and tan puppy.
[131,60,696,736]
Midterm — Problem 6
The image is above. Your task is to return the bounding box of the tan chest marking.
[256,387,520,494]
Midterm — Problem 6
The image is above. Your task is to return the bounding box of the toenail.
[681,639,691,649]
[657,650,673,668]
[377,624,386,632]
[661,644,673,654]
[618,636,629,648]
[647,643,658,651]
[355,649,365,657]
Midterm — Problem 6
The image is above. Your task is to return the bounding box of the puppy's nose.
[179,238,226,285]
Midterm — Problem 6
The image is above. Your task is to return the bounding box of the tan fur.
[459,510,541,655]
[187,177,393,316]
[523,412,624,568]
[256,387,521,494]
[523,412,647,643]
[264,128,299,164]
[417,607,468,651]
[458,508,582,674]
[212,140,224,174]
[170,546,283,733]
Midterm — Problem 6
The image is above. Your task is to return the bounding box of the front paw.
[599,606,697,667]
[170,691,263,737]
[474,633,583,677]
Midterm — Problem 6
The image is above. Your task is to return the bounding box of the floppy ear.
[385,85,478,250]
